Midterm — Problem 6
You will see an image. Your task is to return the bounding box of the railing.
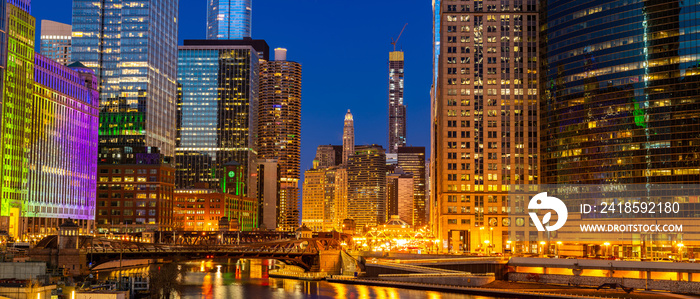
[377,272,495,278]
[268,269,328,279]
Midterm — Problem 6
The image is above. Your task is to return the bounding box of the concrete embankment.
[326,277,589,299]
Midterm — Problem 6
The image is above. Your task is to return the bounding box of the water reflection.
[97,259,500,299]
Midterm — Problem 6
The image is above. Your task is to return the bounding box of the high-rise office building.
[537,0,700,257]
[0,2,34,238]
[432,1,539,253]
[258,48,301,231]
[40,20,71,65]
[397,146,426,227]
[315,145,343,168]
[207,0,252,40]
[71,0,179,156]
[541,0,700,185]
[176,39,269,198]
[301,166,324,231]
[342,110,355,165]
[388,51,406,153]
[386,168,414,224]
[347,145,386,232]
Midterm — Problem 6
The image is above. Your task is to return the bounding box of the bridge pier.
[317,250,342,274]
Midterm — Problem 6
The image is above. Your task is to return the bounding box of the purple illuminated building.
[21,54,99,236]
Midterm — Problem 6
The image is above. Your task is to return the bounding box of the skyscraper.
[397,146,426,227]
[71,0,179,156]
[541,0,700,185]
[432,1,539,253]
[301,166,324,231]
[388,51,406,153]
[0,2,35,238]
[176,39,268,197]
[207,0,252,40]
[386,168,413,224]
[342,110,354,165]
[258,48,301,231]
[40,20,71,65]
[347,145,386,232]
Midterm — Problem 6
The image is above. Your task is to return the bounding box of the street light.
[556,241,562,258]
[603,242,610,257]
[540,241,546,256]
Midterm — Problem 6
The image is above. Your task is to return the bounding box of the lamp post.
[556,241,562,258]
[603,242,610,257]
[540,241,546,256]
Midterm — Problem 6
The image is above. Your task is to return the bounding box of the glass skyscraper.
[71,0,179,157]
[207,0,252,39]
[541,0,700,185]
[176,39,268,198]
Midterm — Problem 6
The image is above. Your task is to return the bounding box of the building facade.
[386,169,414,224]
[207,0,252,40]
[176,39,268,198]
[174,189,257,232]
[347,145,386,232]
[71,0,179,156]
[315,145,343,169]
[388,51,406,154]
[432,0,539,253]
[538,0,700,257]
[301,167,325,231]
[96,147,175,234]
[21,58,100,238]
[258,48,301,231]
[254,159,279,230]
[39,20,71,65]
[397,146,427,227]
[0,2,34,239]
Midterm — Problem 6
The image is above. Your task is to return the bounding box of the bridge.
[30,235,345,276]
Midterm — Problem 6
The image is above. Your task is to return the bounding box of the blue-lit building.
[541,0,700,184]
[71,0,179,157]
[176,39,269,199]
[207,0,252,39]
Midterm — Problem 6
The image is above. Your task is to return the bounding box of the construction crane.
[391,23,408,51]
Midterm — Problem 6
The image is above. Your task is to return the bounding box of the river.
[95,259,503,299]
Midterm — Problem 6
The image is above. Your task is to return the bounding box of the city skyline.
[30,0,434,183]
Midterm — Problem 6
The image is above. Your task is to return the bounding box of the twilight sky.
[33,0,433,183]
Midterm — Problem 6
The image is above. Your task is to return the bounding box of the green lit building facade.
[0,2,34,238]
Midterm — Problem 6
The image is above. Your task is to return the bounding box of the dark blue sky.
[33,0,433,177]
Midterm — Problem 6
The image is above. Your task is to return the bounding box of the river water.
[95,259,502,299]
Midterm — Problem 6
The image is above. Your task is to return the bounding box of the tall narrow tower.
[342,110,354,165]
[258,48,302,231]
[388,51,406,153]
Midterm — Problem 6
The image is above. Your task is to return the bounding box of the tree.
[147,263,186,299]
